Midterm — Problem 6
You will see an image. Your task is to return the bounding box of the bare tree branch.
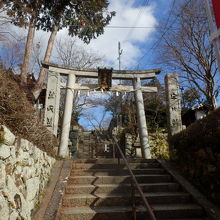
[158,1,218,109]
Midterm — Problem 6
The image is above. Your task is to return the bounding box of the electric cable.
[105,26,178,29]
[134,0,176,69]
[124,0,150,42]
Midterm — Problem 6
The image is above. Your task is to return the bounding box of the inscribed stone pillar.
[133,77,151,159]
[165,74,182,136]
[59,74,76,158]
[44,71,60,136]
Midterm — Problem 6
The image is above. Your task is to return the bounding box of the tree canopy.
[2,0,44,26]
[1,0,115,97]
[40,0,115,43]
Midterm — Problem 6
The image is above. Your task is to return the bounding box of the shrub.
[170,108,220,206]
[149,130,169,159]
[0,69,57,157]
[0,131,4,145]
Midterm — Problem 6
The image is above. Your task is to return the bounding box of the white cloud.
[1,0,157,71]
[50,0,157,70]
[85,0,157,69]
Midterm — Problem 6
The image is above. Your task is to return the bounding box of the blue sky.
[0,0,174,130]
[4,0,216,130]
[86,0,174,70]
[78,0,174,130]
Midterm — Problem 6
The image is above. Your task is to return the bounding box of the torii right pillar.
[133,77,152,159]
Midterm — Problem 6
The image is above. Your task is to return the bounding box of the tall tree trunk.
[20,21,35,84]
[33,25,58,100]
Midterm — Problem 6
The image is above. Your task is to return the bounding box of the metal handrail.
[111,135,157,220]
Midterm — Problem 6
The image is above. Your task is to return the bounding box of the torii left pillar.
[133,77,152,159]
[59,73,76,157]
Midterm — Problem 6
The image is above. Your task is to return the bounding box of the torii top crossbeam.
[42,62,161,79]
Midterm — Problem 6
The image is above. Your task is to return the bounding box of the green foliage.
[181,88,200,113]
[3,0,115,43]
[149,130,169,159]
[0,132,4,145]
[143,79,167,132]
[2,0,45,26]
[170,107,220,206]
[72,108,81,122]
[145,103,167,131]
[38,0,115,43]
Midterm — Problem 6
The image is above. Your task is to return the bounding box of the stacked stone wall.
[0,125,55,220]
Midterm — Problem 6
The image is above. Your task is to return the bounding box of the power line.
[105,25,178,30]
[124,0,150,41]
[121,0,132,12]
[0,32,19,41]
[135,0,193,69]
[134,0,176,69]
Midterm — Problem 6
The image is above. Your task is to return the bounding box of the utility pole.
[117,42,123,127]
[204,0,220,74]
[118,42,123,71]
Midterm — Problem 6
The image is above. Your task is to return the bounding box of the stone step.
[82,140,93,143]
[162,219,206,220]
[65,182,181,194]
[77,156,91,159]
[62,192,191,207]
[68,174,172,185]
[73,158,157,164]
[72,162,160,169]
[70,168,166,176]
[79,131,91,136]
[57,204,204,220]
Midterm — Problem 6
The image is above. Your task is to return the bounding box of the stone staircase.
[56,159,208,220]
[78,132,114,158]
[77,132,93,158]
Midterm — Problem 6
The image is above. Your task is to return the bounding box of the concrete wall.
[0,125,55,220]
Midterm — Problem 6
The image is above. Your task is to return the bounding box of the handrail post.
[116,144,120,166]
[118,155,120,166]
[111,135,157,220]
[131,179,137,220]
[113,143,115,158]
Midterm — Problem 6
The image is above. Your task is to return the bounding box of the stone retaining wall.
[0,125,56,220]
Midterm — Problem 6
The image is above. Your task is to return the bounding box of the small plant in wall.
[0,129,5,144]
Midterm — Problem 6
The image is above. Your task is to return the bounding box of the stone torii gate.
[42,62,161,158]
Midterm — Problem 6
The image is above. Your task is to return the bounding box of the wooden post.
[133,77,151,159]
[59,74,76,157]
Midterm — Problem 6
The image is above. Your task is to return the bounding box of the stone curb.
[43,159,72,220]
[32,160,63,220]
